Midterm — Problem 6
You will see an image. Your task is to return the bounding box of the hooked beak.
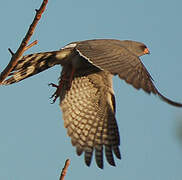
[144,48,150,55]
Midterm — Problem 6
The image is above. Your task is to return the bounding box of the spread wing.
[75,40,182,107]
[60,70,121,169]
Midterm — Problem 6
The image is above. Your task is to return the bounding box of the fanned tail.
[1,49,71,85]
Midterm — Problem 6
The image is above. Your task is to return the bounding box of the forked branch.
[0,0,48,84]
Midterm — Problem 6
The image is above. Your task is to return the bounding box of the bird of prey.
[2,39,182,169]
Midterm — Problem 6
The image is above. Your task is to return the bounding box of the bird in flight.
[2,39,182,168]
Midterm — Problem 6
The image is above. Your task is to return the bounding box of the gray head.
[119,40,150,57]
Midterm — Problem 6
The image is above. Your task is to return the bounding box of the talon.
[49,82,62,103]
[49,92,56,99]
[51,94,59,104]
[50,91,59,104]
[48,83,58,88]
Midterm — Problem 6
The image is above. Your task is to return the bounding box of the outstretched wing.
[75,39,182,107]
[60,70,121,169]
[2,49,72,85]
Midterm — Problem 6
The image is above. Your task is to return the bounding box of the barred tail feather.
[2,50,70,85]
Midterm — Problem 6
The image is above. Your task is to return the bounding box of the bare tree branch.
[1,1,72,178]
[0,0,48,84]
[24,40,38,51]
[59,159,70,180]
[8,48,15,56]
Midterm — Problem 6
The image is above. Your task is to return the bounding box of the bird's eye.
[141,45,147,50]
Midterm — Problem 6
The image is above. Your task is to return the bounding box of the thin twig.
[24,40,38,51]
[59,159,70,180]
[8,48,14,56]
[0,0,48,84]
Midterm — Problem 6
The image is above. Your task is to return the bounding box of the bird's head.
[121,40,150,57]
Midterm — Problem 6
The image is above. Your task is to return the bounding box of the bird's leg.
[49,73,67,103]
[49,83,59,103]
[49,83,61,104]
[68,67,75,88]
[49,67,75,103]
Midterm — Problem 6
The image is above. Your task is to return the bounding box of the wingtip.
[157,91,182,107]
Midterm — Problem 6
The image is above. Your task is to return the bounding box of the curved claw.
[50,95,59,104]
[49,83,60,103]
[48,83,58,88]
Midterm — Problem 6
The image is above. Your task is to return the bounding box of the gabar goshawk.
[2,39,182,169]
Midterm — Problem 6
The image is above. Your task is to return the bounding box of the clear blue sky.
[0,0,182,179]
